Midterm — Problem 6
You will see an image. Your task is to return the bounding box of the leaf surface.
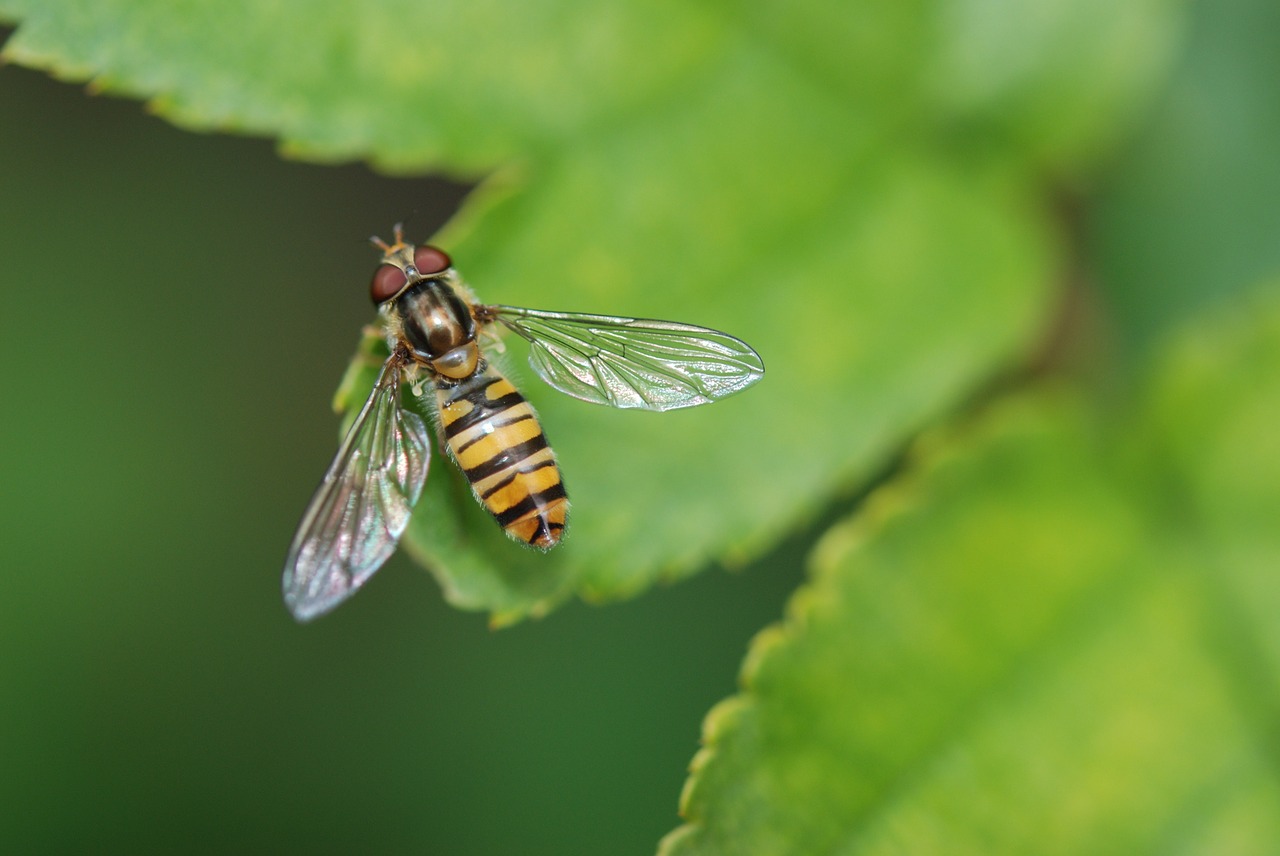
[663,289,1280,853]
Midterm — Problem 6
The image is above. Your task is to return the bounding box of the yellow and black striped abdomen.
[436,367,567,549]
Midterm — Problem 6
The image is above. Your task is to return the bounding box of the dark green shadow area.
[1092,0,1280,356]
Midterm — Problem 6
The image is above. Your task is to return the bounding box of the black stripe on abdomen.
[444,391,526,438]
[493,481,568,527]
[454,414,534,455]
[463,434,549,483]
[479,459,557,501]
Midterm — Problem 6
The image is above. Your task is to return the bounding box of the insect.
[282,225,765,621]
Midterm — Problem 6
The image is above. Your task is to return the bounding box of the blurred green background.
[3,0,1280,851]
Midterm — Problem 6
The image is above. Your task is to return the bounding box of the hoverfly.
[282,225,765,621]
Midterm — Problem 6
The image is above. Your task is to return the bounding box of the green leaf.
[0,0,1183,174]
[662,289,1280,853]
[1141,283,1280,695]
[0,0,724,171]
[395,153,1053,622]
[0,1,1185,620]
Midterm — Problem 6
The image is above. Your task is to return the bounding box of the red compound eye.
[413,246,452,275]
[370,264,408,304]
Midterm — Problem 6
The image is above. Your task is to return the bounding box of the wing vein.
[282,352,431,621]
[489,305,764,411]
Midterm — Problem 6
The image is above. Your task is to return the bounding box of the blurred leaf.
[1140,283,1280,694]
[0,0,1186,620]
[927,0,1184,172]
[662,288,1280,853]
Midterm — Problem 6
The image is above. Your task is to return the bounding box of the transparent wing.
[486,305,765,411]
[282,354,430,622]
